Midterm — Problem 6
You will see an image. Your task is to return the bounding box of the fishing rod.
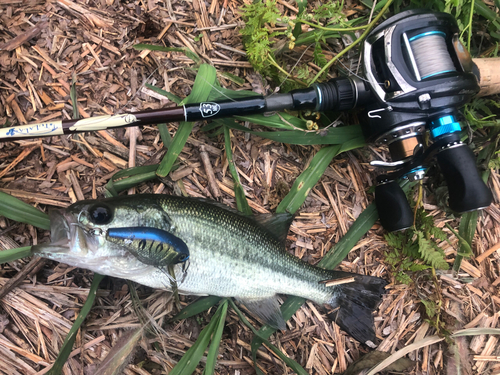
[1,10,498,231]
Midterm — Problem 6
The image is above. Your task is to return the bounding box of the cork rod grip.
[473,58,500,97]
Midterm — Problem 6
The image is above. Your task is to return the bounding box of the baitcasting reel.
[310,9,493,231]
[360,9,493,231]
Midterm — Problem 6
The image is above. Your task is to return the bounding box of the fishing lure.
[106,227,190,284]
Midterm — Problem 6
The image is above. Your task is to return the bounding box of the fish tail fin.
[326,273,387,346]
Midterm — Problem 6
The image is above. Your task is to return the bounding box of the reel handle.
[436,143,492,212]
[375,181,414,231]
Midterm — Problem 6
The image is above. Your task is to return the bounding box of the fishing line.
[355,0,377,76]
[408,32,456,79]
[267,44,313,97]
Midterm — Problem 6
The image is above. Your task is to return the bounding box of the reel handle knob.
[436,144,492,212]
[375,181,414,231]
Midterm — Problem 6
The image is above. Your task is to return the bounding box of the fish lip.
[48,209,71,244]
[33,209,76,255]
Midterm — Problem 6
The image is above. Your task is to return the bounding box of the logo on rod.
[199,102,220,118]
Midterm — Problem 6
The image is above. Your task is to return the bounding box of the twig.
[200,146,221,199]
[0,258,46,300]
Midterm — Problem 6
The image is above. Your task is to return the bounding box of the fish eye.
[178,253,189,262]
[88,204,113,225]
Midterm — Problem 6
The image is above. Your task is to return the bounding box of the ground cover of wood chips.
[0,1,499,374]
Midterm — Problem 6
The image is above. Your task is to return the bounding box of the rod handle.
[473,58,500,97]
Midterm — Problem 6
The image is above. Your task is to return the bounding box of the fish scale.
[33,194,387,344]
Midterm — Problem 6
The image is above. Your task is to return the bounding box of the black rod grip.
[375,181,414,231]
[436,144,492,212]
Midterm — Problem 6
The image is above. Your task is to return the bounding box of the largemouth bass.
[33,194,386,344]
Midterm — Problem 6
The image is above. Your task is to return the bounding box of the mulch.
[0,1,499,374]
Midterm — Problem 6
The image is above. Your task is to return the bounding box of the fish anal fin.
[238,296,286,330]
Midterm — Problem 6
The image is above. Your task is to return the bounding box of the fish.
[32,194,387,344]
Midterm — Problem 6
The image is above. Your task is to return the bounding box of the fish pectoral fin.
[237,296,286,330]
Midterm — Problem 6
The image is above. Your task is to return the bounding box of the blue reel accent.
[402,167,426,180]
[430,115,461,139]
[408,30,447,42]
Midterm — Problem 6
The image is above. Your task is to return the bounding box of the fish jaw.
[32,209,160,282]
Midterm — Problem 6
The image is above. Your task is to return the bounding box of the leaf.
[70,73,79,120]
[229,300,308,375]
[170,296,223,322]
[95,327,143,375]
[0,191,50,230]
[203,300,228,375]
[157,64,217,177]
[319,203,378,269]
[145,83,182,104]
[344,350,414,375]
[104,165,159,197]
[417,232,449,270]
[452,328,500,337]
[277,145,341,214]
[420,299,438,318]
[47,273,105,375]
[366,335,444,375]
[158,123,173,149]
[225,121,366,146]
[169,300,226,375]
[453,210,478,273]
[223,126,252,216]
[0,246,33,264]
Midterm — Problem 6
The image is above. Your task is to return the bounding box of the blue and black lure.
[106,227,190,284]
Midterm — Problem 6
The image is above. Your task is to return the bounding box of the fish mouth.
[32,209,87,256]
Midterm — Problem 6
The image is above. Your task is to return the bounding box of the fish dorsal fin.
[190,197,293,245]
[251,213,294,245]
[237,296,286,330]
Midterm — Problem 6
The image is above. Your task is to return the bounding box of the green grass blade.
[234,113,306,130]
[223,126,252,215]
[104,165,159,197]
[452,169,488,273]
[203,300,228,375]
[452,328,500,337]
[453,211,478,274]
[277,145,341,214]
[70,73,79,120]
[158,123,173,148]
[224,122,365,146]
[218,72,245,86]
[474,0,500,26]
[169,300,226,375]
[0,246,33,264]
[145,83,182,104]
[157,64,217,177]
[95,327,143,375]
[170,296,223,322]
[47,273,105,375]
[229,300,308,375]
[0,192,50,230]
[318,203,378,268]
